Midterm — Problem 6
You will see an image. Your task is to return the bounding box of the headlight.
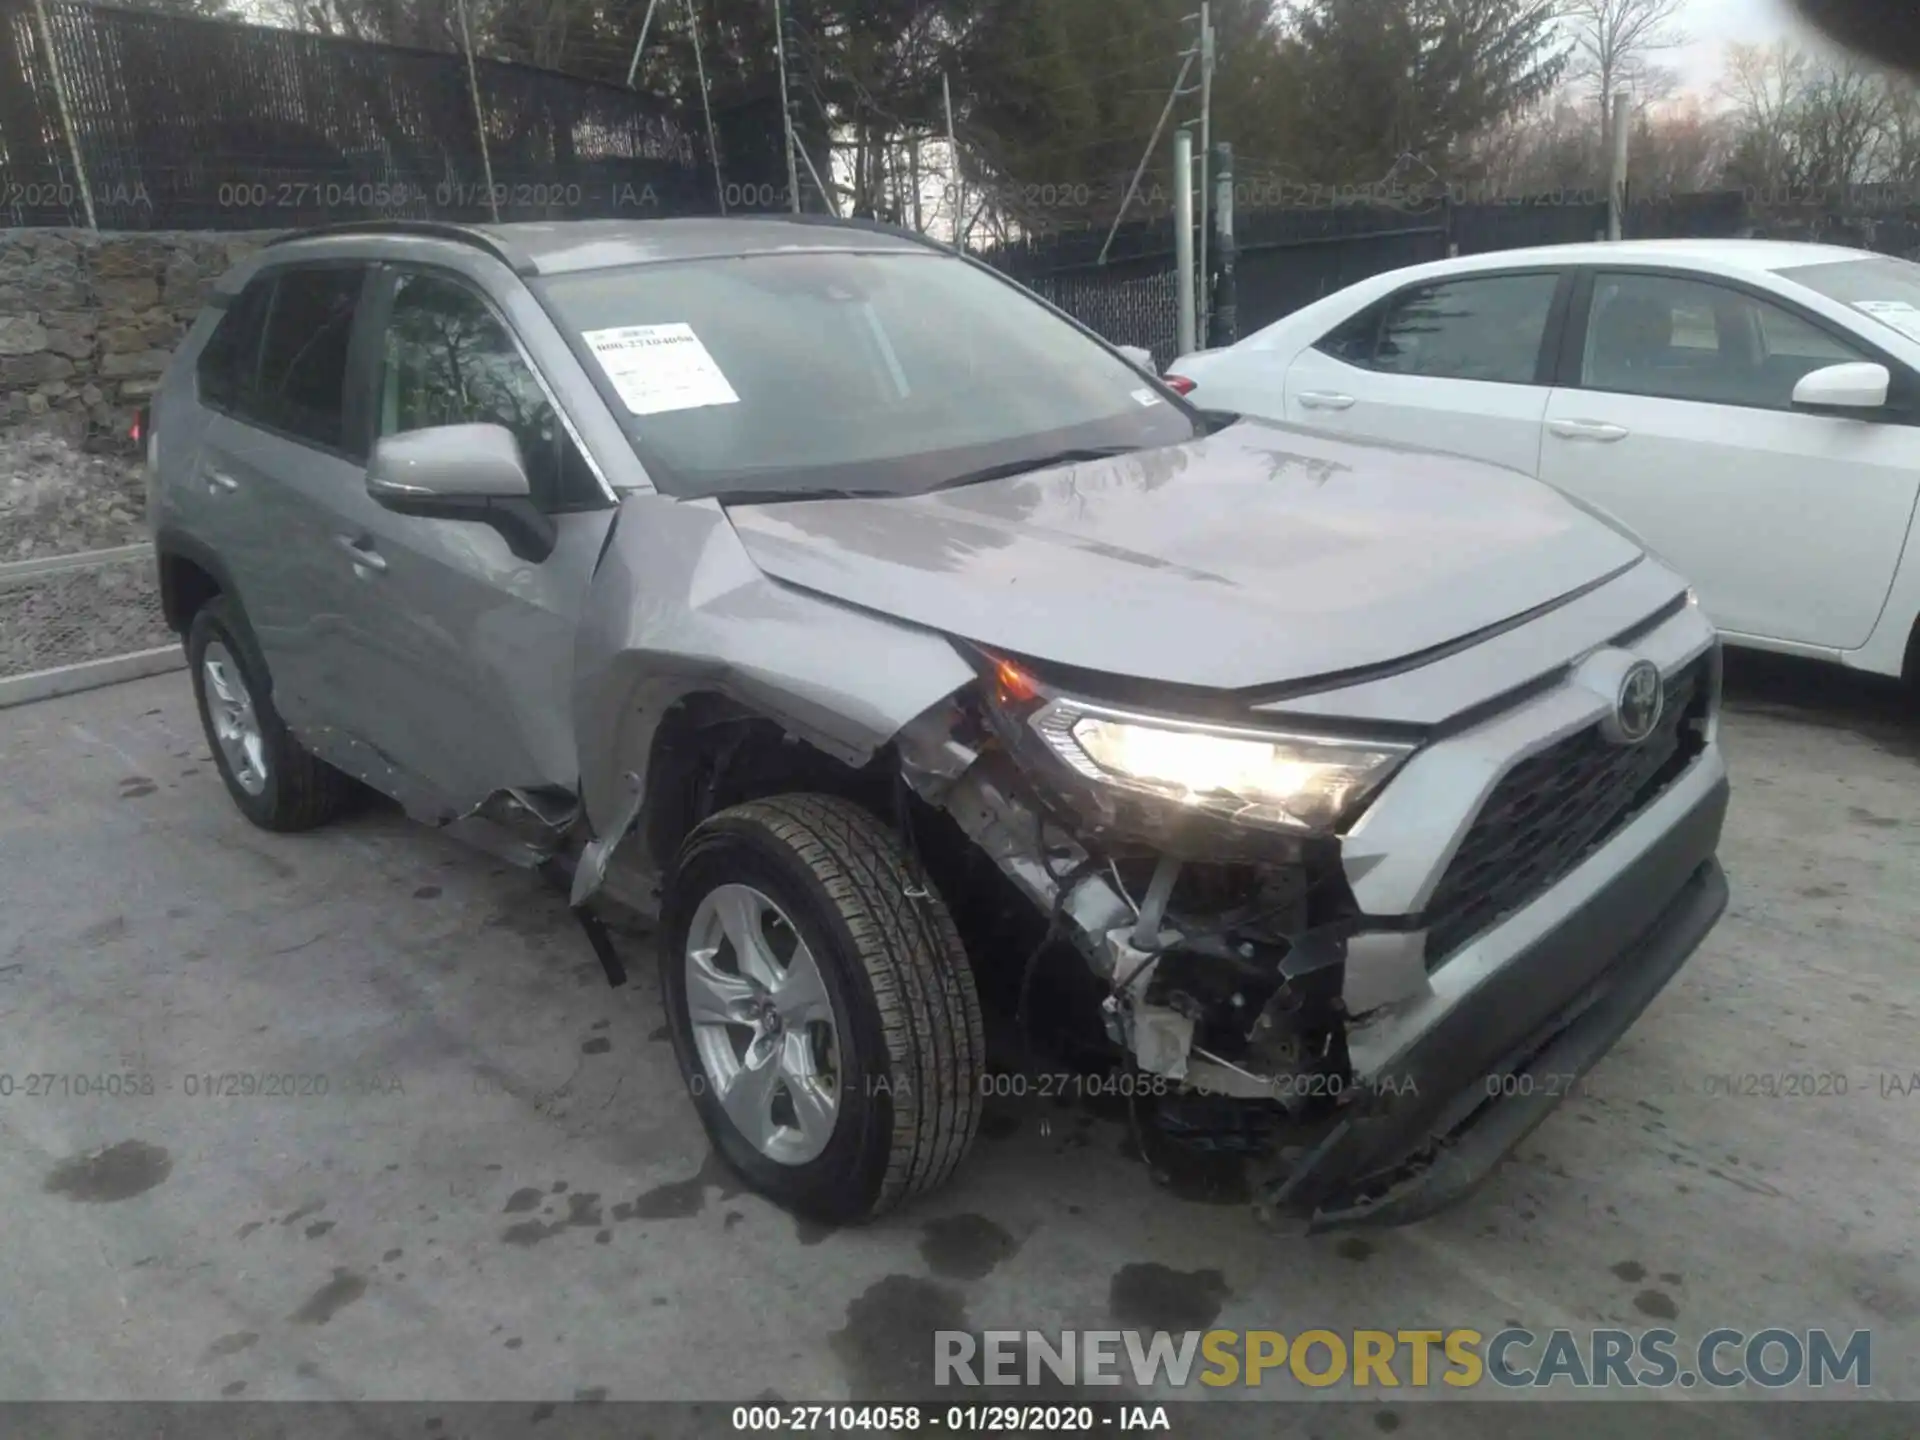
[1029,696,1413,834]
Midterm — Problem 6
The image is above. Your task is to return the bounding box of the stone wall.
[0,229,283,446]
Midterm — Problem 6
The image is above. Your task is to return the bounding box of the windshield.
[537,249,1198,500]
[1778,256,1920,343]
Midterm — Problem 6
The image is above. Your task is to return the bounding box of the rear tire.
[187,596,354,833]
[662,794,985,1223]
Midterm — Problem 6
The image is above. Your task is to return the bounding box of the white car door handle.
[1297,391,1356,411]
[1549,419,1630,442]
[205,469,239,493]
[335,535,387,574]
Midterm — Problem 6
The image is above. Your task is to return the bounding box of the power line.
[1100,29,1200,264]
[783,22,1191,130]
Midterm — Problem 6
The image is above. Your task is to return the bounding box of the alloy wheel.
[202,640,268,796]
[683,883,842,1165]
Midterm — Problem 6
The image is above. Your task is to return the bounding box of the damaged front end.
[897,622,1730,1232]
[895,649,1425,1222]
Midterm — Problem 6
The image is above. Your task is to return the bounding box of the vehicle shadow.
[1721,648,1918,760]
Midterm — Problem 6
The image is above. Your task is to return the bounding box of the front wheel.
[662,794,985,1223]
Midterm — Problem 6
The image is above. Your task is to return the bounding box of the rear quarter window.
[195,279,271,413]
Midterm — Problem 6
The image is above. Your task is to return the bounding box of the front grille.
[1422,655,1710,970]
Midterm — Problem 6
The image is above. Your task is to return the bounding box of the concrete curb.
[0,643,184,710]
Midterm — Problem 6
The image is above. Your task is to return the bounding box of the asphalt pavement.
[0,653,1915,1434]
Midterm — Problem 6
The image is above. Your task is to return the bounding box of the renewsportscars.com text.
[935,1327,1872,1390]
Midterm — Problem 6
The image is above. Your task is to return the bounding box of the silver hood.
[722,421,1643,692]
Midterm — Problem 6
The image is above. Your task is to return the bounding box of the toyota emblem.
[1613,660,1664,745]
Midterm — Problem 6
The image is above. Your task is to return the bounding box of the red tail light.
[1163,374,1196,395]
[129,405,149,444]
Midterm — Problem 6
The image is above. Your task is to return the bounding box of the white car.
[1167,239,1920,682]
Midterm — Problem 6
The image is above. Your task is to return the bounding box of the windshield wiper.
[922,446,1143,493]
[707,446,1147,506]
[709,486,900,505]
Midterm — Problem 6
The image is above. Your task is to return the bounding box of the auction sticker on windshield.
[1851,299,1920,343]
[583,323,741,415]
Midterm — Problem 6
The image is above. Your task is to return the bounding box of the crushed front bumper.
[1268,765,1729,1231]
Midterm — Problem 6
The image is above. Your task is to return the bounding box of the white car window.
[1755,304,1861,364]
[1579,272,1867,411]
[1316,273,1558,385]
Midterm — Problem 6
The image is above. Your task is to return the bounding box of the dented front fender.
[568,492,975,898]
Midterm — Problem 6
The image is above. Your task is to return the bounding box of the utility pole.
[454,0,499,222]
[31,0,94,230]
[1211,141,1236,346]
[1607,89,1631,241]
[909,140,922,231]
[1196,2,1214,346]
[1173,127,1196,357]
[686,0,726,214]
[943,72,965,250]
[773,0,802,213]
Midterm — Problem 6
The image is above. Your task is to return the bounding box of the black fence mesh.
[10,13,1920,365]
[0,0,779,230]
[977,214,1185,366]
[1024,267,1180,367]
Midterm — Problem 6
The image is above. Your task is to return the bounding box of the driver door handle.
[1549,419,1630,442]
[1297,391,1356,411]
[335,534,387,574]
[205,468,239,493]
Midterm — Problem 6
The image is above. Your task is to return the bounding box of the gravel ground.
[0,429,147,562]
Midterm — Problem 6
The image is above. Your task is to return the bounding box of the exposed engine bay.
[889,653,1411,1214]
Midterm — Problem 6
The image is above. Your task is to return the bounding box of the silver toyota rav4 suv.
[146,216,1729,1230]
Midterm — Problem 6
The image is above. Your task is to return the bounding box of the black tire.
[662,794,986,1223]
[186,596,354,833]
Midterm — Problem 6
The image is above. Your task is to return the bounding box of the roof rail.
[736,211,949,252]
[264,220,536,275]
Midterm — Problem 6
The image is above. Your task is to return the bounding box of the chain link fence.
[0,544,179,706]
[0,0,779,230]
[1022,268,1182,370]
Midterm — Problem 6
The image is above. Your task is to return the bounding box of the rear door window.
[1579,272,1870,410]
[251,266,366,452]
[1320,273,1560,384]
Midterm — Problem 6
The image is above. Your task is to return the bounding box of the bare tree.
[1562,0,1687,166]
[1876,77,1920,185]
[1630,94,1732,193]
[1720,39,1811,189]
[1465,85,1602,192]
[1793,53,1894,190]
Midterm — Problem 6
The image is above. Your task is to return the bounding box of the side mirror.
[1116,344,1156,373]
[366,422,557,563]
[1791,361,1890,413]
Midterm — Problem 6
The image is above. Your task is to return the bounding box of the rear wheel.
[187,597,354,832]
[662,794,985,1222]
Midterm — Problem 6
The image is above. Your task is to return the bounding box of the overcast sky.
[1668,0,1821,90]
